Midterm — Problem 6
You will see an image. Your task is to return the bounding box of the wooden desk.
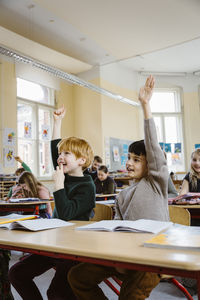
[0,221,200,298]
[96,194,117,201]
[114,176,132,186]
[0,200,52,215]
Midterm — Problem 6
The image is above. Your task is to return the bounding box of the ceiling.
[0,0,200,74]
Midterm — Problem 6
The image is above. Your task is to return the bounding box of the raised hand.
[14,156,23,163]
[138,75,155,106]
[53,104,66,121]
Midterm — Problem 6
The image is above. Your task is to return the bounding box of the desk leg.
[197,272,200,300]
[35,205,40,215]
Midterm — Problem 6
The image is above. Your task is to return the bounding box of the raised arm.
[52,104,66,140]
[14,156,31,172]
[139,76,168,186]
[138,75,154,120]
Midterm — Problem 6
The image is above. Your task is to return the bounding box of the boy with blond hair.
[68,76,169,300]
[9,105,96,300]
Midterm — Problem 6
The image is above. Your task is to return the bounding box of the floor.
[10,251,198,300]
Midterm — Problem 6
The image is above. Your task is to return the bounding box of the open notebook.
[0,214,74,231]
[76,219,172,234]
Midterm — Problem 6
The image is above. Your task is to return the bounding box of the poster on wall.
[174,143,182,153]
[159,142,164,150]
[113,146,120,162]
[104,137,110,168]
[195,144,200,149]
[164,143,171,153]
[3,128,16,146]
[121,155,127,168]
[122,144,128,154]
[41,124,50,140]
[3,147,15,168]
[171,153,181,165]
[24,122,32,139]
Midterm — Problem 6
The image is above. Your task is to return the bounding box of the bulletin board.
[108,137,132,171]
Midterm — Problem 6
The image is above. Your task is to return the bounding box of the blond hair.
[57,137,94,170]
[189,148,200,190]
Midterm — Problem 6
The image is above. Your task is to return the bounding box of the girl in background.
[179,148,200,295]
[180,148,200,194]
[94,165,116,195]
[12,171,52,217]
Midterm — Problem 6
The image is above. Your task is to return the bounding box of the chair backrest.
[50,200,55,212]
[169,206,190,226]
[91,203,113,221]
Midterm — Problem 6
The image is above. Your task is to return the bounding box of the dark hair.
[94,155,103,163]
[98,165,108,173]
[15,167,25,176]
[128,140,146,156]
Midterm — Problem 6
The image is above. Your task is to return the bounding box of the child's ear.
[79,157,86,166]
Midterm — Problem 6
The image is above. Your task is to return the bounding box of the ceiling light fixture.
[140,71,187,77]
[0,44,139,107]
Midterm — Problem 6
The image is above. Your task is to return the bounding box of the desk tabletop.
[0,221,200,271]
[0,200,52,206]
[96,194,117,198]
[171,204,200,209]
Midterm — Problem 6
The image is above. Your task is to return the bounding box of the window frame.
[17,96,56,181]
[151,87,186,172]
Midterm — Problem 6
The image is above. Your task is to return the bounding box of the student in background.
[9,105,96,300]
[94,165,116,194]
[6,156,31,199]
[178,149,200,295]
[168,176,178,198]
[163,151,178,199]
[180,148,200,194]
[84,155,102,180]
[0,157,32,300]
[68,76,169,300]
[11,171,52,217]
[0,251,14,300]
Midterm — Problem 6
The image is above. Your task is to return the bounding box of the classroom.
[0,1,200,299]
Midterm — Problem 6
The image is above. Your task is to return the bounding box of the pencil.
[0,215,38,225]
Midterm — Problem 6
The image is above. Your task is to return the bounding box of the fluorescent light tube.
[0,44,139,107]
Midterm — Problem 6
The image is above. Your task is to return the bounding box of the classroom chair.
[50,200,55,212]
[168,206,190,226]
[91,203,113,221]
[103,207,193,300]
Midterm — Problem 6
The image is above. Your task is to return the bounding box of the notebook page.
[10,218,74,231]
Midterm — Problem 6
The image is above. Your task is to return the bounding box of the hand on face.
[53,164,65,191]
[138,75,155,106]
[53,104,66,121]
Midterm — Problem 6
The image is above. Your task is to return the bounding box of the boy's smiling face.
[57,151,84,176]
[126,152,148,181]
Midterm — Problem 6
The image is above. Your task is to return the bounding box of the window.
[17,78,55,179]
[150,89,185,172]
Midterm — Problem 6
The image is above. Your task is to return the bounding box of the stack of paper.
[144,224,200,250]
